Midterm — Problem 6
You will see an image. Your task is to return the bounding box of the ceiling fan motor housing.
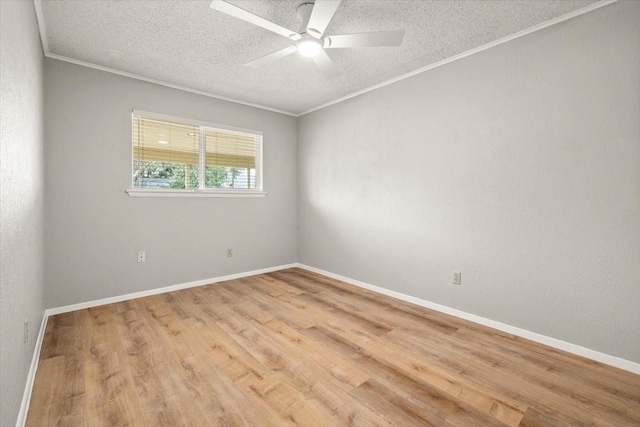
[296,1,326,53]
[297,2,318,36]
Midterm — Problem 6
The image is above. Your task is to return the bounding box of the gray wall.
[0,1,46,425]
[44,60,297,308]
[298,0,640,363]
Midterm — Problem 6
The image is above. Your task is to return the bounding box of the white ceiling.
[37,0,601,115]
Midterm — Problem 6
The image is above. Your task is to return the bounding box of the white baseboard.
[46,263,298,316]
[15,311,48,427]
[294,263,640,375]
[16,263,297,427]
[17,261,638,426]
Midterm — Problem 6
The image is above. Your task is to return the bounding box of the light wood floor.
[27,268,640,426]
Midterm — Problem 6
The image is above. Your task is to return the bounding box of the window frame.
[126,110,265,198]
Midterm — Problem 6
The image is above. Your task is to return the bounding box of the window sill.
[126,189,267,198]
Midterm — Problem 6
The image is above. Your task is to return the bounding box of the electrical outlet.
[453,272,462,285]
[226,248,233,258]
[138,251,146,263]
[24,319,29,343]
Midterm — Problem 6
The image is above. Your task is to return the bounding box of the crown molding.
[32,1,297,117]
[33,0,618,117]
[297,0,619,116]
[33,0,49,53]
[44,53,299,116]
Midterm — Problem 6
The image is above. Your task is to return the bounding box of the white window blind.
[131,111,262,193]
[204,129,257,189]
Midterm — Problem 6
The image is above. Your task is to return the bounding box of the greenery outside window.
[128,111,263,197]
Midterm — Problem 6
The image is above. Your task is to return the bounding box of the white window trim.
[126,189,266,198]
[128,110,264,198]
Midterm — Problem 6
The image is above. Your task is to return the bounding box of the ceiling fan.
[209,0,405,79]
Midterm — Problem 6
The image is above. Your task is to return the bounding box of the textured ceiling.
[39,0,599,115]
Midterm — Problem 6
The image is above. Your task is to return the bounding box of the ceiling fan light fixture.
[297,37,322,57]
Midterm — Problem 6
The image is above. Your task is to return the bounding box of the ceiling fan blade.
[210,1,301,40]
[306,0,342,38]
[324,30,405,48]
[244,45,298,68]
[312,49,340,79]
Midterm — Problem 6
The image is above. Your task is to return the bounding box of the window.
[127,111,264,197]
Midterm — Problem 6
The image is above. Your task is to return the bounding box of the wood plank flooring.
[27,268,640,426]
